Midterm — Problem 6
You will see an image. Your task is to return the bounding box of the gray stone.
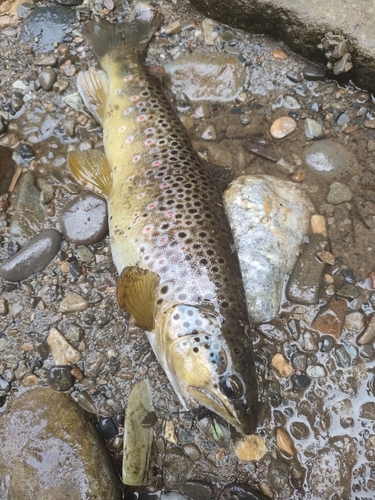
[39,68,57,92]
[224,175,314,322]
[304,118,323,138]
[47,366,74,391]
[303,140,359,181]
[9,172,45,244]
[188,0,375,94]
[0,229,62,282]
[0,387,120,499]
[302,63,326,81]
[60,192,108,245]
[163,445,195,490]
[326,182,353,204]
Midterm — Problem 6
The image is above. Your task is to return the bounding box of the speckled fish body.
[73,4,258,434]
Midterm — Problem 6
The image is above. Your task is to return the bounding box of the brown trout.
[68,3,258,434]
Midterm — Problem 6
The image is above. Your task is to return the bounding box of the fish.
[68,2,258,435]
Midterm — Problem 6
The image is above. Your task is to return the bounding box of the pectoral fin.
[68,150,111,197]
[77,70,108,125]
[117,266,160,331]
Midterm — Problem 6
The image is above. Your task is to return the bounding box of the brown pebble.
[364,120,375,129]
[21,343,34,351]
[273,49,287,60]
[272,353,293,377]
[276,427,295,456]
[234,434,267,461]
[22,374,39,387]
[0,133,20,148]
[344,125,358,134]
[291,168,306,183]
[368,271,375,289]
[270,116,297,138]
[317,251,335,265]
[77,114,89,126]
[35,54,57,67]
[70,366,84,380]
[311,214,327,237]
[57,44,70,56]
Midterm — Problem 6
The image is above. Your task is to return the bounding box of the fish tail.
[84,3,163,64]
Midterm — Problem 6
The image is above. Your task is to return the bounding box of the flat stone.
[303,140,359,180]
[188,0,375,94]
[272,353,293,378]
[304,118,323,138]
[234,434,267,462]
[60,192,108,245]
[181,481,213,500]
[302,63,326,81]
[0,229,62,282]
[327,182,353,204]
[311,214,327,237]
[0,387,120,499]
[311,297,347,338]
[47,327,81,365]
[59,293,89,313]
[38,68,57,91]
[47,365,74,391]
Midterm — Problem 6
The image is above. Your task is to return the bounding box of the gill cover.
[156,304,258,434]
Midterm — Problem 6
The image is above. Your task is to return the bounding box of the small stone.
[337,282,359,299]
[53,80,69,94]
[290,421,310,440]
[182,480,213,500]
[302,63,326,81]
[306,364,326,378]
[22,374,39,386]
[311,298,347,338]
[35,54,57,66]
[11,92,24,112]
[271,353,293,377]
[103,0,114,9]
[291,351,307,371]
[311,214,327,237]
[164,20,181,35]
[270,116,297,139]
[165,420,178,444]
[345,311,365,334]
[275,157,296,174]
[47,327,81,365]
[74,245,95,264]
[182,443,201,462]
[47,366,74,391]
[0,229,62,282]
[60,60,77,77]
[334,345,351,368]
[18,144,35,161]
[273,49,287,60]
[98,417,118,440]
[317,251,335,265]
[0,338,7,352]
[64,323,84,342]
[275,427,295,456]
[333,53,353,75]
[291,373,311,390]
[291,168,306,183]
[0,375,10,392]
[367,140,375,153]
[70,366,84,380]
[364,120,375,129]
[327,182,353,204]
[357,316,375,345]
[304,118,323,138]
[337,113,350,126]
[360,402,375,420]
[59,293,89,313]
[38,68,57,91]
[234,434,267,461]
[40,182,55,204]
[201,124,216,140]
[0,299,8,315]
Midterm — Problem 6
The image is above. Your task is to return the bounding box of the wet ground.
[1,0,375,499]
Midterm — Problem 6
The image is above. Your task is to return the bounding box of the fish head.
[158,303,258,435]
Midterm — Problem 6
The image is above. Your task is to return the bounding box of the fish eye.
[219,375,244,400]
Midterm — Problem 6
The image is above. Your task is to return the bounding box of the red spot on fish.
[139,81,147,87]
[180,246,186,252]
[124,107,133,115]
[137,193,145,199]
[132,155,141,163]
[160,182,168,189]
[145,128,155,135]
[124,75,133,82]
[136,115,147,122]
[148,203,156,209]
[129,63,138,68]
[153,160,162,167]
[131,95,139,102]
[126,136,134,144]
[167,211,174,218]
[145,138,155,146]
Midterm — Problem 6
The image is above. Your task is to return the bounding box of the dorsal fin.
[117,266,160,331]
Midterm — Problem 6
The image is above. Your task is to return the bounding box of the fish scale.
[69,4,258,435]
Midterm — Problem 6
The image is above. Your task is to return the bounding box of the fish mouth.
[187,385,242,430]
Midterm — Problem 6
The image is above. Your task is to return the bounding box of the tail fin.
[84,3,163,64]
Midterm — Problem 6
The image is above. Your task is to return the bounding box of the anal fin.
[117,266,160,331]
[77,70,108,126]
[68,150,111,197]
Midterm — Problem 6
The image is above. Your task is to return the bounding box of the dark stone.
[11,92,24,112]
[54,0,83,5]
[47,366,74,391]
[38,68,57,92]
[20,6,76,53]
[302,63,327,81]
[0,229,62,282]
[290,421,310,440]
[69,262,82,277]
[319,335,336,352]
[0,145,13,195]
[182,480,213,500]
[291,373,311,390]
[60,192,108,245]
[19,144,36,160]
[0,375,10,392]
[219,482,269,500]
[97,417,118,440]
[334,345,351,368]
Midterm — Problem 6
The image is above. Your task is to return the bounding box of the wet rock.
[334,345,352,368]
[60,192,108,245]
[182,443,201,462]
[219,483,270,500]
[59,293,89,313]
[308,436,356,499]
[34,54,57,66]
[304,118,323,138]
[287,233,328,305]
[38,68,57,91]
[360,402,375,419]
[276,427,295,456]
[290,421,310,440]
[47,365,74,391]
[303,140,358,180]
[11,91,24,112]
[337,282,359,299]
[123,379,154,486]
[181,480,213,500]
[268,459,290,494]
[302,63,326,81]
[163,445,195,490]
[311,297,347,338]
[20,6,76,53]
[164,53,246,102]
[0,387,120,499]
[163,20,181,35]
[326,181,353,204]
[291,351,307,371]
[54,0,83,5]
[306,363,326,378]
[270,116,297,138]
[161,494,189,500]
[0,375,10,392]
[47,327,81,365]
[40,182,55,204]
[98,417,118,440]
[9,172,45,243]
[234,434,267,461]
[224,175,314,322]
[19,143,35,160]
[272,353,293,377]
[0,229,62,281]
[0,144,13,193]
[357,315,375,345]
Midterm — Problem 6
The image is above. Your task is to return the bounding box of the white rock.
[47,327,81,365]
[224,175,314,322]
